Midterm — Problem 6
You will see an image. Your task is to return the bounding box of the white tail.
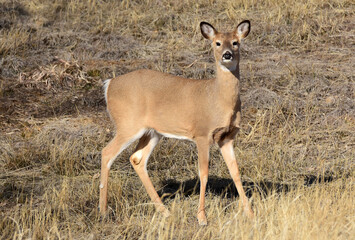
[99,20,253,225]
[103,79,111,104]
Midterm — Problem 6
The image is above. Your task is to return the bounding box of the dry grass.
[0,0,354,239]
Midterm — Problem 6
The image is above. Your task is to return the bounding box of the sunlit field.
[1,0,354,239]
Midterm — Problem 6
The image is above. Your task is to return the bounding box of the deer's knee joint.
[130,150,143,166]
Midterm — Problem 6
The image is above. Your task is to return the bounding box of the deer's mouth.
[222,58,233,63]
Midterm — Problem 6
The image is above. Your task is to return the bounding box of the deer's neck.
[215,62,240,100]
[210,62,242,130]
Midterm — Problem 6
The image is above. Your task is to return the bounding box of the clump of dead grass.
[17,59,95,92]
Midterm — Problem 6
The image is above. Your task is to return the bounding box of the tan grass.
[0,0,354,239]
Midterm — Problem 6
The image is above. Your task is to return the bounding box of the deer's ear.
[236,20,250,40]
[200,22,217,40]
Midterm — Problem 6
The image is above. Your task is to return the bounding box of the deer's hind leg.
[129,130,170,216]
[99,127,147,215]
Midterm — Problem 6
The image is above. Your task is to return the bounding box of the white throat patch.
[218,62,237,72]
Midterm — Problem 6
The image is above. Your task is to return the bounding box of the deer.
[99,20,254,225]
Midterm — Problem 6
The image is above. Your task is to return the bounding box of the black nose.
[223,51,232,60]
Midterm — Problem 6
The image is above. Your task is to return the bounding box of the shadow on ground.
[158,175,334,200]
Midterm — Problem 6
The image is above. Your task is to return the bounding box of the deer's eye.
[232,41,238,46]
[216,42,221,46]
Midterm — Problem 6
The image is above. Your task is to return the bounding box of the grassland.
[0,0,354,239]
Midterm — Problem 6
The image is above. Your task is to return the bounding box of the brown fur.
[99,20,254,225]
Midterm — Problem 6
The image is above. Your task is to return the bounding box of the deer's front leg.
[219,140,254,218]
[196,138,210,225]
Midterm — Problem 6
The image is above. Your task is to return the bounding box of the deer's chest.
[211,99,241,144]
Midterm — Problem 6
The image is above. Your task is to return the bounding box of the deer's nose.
[222,51,233,60]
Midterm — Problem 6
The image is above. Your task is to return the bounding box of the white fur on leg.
[106,128,148,169]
